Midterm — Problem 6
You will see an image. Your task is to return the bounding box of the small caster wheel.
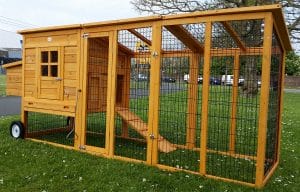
[10,121,25,139]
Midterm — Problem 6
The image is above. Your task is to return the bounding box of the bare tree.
[131,0,299,48]
[131,0,299,96]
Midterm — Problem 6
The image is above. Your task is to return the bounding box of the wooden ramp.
[116,107,176,153]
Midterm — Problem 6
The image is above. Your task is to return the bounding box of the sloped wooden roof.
[2,60,22,68]
[18,4,292,51]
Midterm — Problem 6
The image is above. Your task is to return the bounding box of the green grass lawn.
[0,92,299,191]
[0,74,6,96]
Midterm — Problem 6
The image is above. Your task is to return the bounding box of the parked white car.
[221,75,234,85]
[183,74,203,84]
[221,75,244,86]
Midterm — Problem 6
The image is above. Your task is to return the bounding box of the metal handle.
[55,77,62,81]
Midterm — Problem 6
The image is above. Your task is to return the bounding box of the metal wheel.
[10,121,24,139]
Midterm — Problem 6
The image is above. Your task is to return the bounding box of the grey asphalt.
[0,87,299,116]
[0,96,21,116]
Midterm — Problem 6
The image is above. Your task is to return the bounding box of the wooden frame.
[14,4,291,189]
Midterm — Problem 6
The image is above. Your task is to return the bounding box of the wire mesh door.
[113,28,152,161]
[85,34,111,153]
[158,24,205,172]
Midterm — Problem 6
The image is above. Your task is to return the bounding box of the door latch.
[152,51,158,57]
[55,77,63,81]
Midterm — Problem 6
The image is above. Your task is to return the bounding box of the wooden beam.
[97,37,134,55]
[147,22,162,165]
[118,42,135,55]
[255,13,273,188]
[133,47,263,58]
[107,31,118,157]
[186,53,200,149]
[220,21,247,51]
[127,29,152,46]
[229,52,240,154]
[165,25,204,53]
[200,22,212,175]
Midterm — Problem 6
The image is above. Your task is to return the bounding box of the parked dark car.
[210,77,221,85]
[161,76,176,83]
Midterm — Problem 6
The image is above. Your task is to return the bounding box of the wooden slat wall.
[64,46,78,101]
[6,65,22,96]
[24,48,36,98]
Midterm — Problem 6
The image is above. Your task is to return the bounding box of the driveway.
[0,96,21,116]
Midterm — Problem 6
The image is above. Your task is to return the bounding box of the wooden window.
[40,50,59,77]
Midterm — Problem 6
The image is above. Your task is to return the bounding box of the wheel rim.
[11,124,21,138]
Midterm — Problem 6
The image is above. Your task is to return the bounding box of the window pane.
[51,65,58,77]
[41,51,48,63]
[50,51,58,63]
[41,65,48,76]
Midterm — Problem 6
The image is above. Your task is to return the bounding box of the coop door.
[38,47,62,100]
[85,33,111,153]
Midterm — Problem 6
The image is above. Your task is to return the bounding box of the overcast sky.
[0,0,144,48]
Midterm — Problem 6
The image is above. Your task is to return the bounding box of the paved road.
[0,96,21,116]
[284,88,300,93]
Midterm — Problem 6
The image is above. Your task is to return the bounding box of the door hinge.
[82,33,89,38]
[149,133,155,140]
[79,145,86,150]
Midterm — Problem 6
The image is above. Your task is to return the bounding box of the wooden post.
[229,52,240,153]
[74,31,84,149]
[200,22,212,175]
[276,51,286,162]
[79,33,89,149]
[21,37,27,136]
[107,31,118,157]
[186,52,200,149]
[147,22,162,165]
[255,13,273,188]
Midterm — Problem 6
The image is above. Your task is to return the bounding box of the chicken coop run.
[9,4,291,188]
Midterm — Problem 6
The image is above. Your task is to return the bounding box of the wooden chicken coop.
[8,4,291,188]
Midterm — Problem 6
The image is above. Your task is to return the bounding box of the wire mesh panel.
[264,29,283,175]
[113,28,152,161]
[158,24,205,172]
[26,111,74,146]
[206,20,264,183]
[85,37,110,148]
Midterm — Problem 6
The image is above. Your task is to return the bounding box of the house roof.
[18,4,292,51]
[2,61,22,68]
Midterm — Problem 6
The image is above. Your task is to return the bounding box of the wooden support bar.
[80,32,89,148]
[186,52,200,149]
[147,22,162,165]
[74,31,82,149]
[220,21,247,51]
[27,127,72,138]
[276,51,286,162]
[134,47,263,58]
[229,52,240,154]
[107,31,118,157]
[255,13,273,188]
[118,42,135,55]
[127,29,152,46]
[21,37,27,136]
[200,22,212,175]
[165,25,204,53]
